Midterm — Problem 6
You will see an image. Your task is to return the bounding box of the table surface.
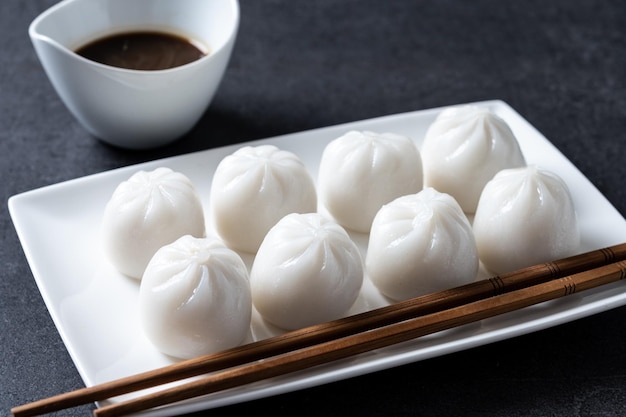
[2,1,626,416]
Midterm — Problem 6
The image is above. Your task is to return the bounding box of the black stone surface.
[2,1,625,416]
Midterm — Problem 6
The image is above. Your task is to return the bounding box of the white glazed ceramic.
[9,101,626,415]
[29,0,239,149]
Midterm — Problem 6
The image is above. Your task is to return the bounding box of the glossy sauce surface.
[75,31,208,70]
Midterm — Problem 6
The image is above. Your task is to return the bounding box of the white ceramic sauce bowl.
[29,0,239,149]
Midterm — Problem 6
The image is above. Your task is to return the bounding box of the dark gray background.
[2,1,625,416]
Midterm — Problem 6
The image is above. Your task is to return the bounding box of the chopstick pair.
[12,243,626,417]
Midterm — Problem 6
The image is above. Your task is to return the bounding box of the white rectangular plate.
[9,100,626,416]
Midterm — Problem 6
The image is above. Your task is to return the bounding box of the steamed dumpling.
[102,167,206,279]
[421,106,526,213]
[473,166,579,274]
[366,188,479,301]
[210,145,317,254]
[318,130,423,233]
[250,213,363,330]
[139,235,252,359]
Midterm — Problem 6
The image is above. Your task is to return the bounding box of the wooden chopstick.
[11,243,626,417]
[94,258,626,417]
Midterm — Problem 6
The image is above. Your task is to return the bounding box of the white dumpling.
[102,167,206,279]
[139,235,252,359]
[317,130,423,233]
[210,145,317,254]
[250,213,363,330]
[366,188,479,301]
[473,166,579,274]
[421,106,526,213]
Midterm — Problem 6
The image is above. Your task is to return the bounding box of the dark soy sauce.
[75,31,208,70]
